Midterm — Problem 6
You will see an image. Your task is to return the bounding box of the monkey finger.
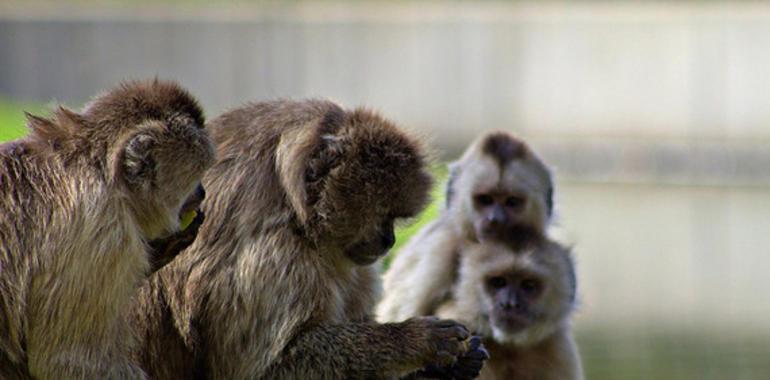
[464,348,490,361]
[463,338,489,360]
[460,335,477,353]
[416,364,451,379]
[452,364,484,380]
[434,321,470,341]
[452,358,486,378]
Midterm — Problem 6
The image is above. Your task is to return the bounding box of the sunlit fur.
[0,80,214,379]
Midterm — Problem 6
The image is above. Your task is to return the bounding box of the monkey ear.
[304,135,343,184]
[276,124,344,224]
[118,132,157,190]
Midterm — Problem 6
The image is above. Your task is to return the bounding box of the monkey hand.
[453,336,489,379]
[147,210,205,273]
[403,316,470,369]
[413,335,489,379]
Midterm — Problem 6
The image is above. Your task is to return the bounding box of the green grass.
[391,165,447,256]
[0,99,43,142]
[577,327,770,379]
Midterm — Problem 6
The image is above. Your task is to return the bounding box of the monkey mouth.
[493,312,532,333]
[178,183,205,230]
[181,184,205,214]
[355,252,386,265]
[345,242,388,266]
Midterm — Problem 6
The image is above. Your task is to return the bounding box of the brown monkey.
[0,79,215,379]
[377,131,554,323]
[434,240,582,380]
[131,99,489,379]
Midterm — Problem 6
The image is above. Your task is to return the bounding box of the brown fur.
[0,79,215,379]
[131,99,476,379]
[434,241,582,380]
[377,131,553,323]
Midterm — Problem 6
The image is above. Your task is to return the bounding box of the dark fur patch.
[481,132,526,166]
[506,224,545,252]
[318,107,345,135]
[444,165,460,209]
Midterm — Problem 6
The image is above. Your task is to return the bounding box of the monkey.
[130,99,489,379]
[433,240,582,380]
[377,131,554,324]
[0,79,215,379]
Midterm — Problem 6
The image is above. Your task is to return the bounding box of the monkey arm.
[267,322,428,379]
[378,219,461,322]
[266,319,469,380]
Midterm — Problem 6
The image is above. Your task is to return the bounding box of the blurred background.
[1,1,769,378]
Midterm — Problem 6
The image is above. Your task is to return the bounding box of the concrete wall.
[2,3,770,135]
[2,2,770,184]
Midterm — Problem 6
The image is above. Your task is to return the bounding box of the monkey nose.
[381,230,396,250]
[488,207,508,225]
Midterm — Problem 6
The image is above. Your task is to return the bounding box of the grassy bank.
[0,99,38,141]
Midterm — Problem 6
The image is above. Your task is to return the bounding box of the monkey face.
[447,131,553,247]
[112,87,216,240]
[462,241,575,347]
[344,218,397,266]
[483,270,545,335]
[275,106,431,266]
[470,190,542,246]
[151,116,215,232]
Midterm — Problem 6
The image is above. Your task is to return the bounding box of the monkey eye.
[520,278,541,295]
[505,195,525,209]
[475,194,494,206]
[487,276,507,289]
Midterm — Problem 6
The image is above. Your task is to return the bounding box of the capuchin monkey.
[434,241,582,380]
[378,131,554,323]
[0,79,215,379]
[131,99,487,379]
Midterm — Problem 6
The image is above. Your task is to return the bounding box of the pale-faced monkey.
[435,241,582,380]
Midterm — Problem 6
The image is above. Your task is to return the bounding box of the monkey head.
[276,106,433,266]
[446,131,553,247]
[456,241,575,347]
[27,79,216,241]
